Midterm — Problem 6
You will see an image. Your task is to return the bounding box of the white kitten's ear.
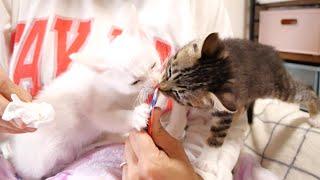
[69,53,108,73]
[114,3,140,36]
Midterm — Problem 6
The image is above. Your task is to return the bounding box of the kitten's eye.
[131,80,141,85]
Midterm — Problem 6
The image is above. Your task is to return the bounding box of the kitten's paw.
[309,114,320,128]
[132,103,150,130]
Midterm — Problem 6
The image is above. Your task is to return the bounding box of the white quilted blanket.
[244,99,320,180]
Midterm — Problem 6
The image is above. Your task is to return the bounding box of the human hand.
[0,70,36,134]
[123,108,201,180]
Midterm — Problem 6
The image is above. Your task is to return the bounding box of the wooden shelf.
[250,0,320,40]
[279,52,320,64]
[250,0,320,65]
[258,0,320,8]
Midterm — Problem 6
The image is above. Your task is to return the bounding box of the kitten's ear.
[201,33,227,58]
[69,53,108,73]
[201,33,220,57]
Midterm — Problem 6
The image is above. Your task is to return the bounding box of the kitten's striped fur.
[159,33,320,147]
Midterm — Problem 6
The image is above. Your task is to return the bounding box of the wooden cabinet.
[250,0,320,97]
[250,0,320,64]
[259,9,320,55]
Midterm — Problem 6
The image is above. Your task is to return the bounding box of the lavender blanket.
[0,144,275,180]
[1,144,124,180]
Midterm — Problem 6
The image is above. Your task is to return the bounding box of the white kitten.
[8,32,161,179]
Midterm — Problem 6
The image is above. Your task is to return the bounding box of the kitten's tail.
[278,78,320,116]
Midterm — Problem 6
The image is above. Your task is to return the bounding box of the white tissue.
[2,94,55,128]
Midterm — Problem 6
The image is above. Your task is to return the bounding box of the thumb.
[151,108,190,163]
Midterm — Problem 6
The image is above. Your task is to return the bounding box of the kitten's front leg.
[207,108,245,147]
[207,111,233,147]
[132,103,150,130]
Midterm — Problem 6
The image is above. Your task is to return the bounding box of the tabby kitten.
[159,33,320,147]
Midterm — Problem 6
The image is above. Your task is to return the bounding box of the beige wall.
[224,0,249,39]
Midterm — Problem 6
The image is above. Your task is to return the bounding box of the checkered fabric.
[244,99,320,180]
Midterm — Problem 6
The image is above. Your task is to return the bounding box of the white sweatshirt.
[0,0,233,95]
[0,0,239,179]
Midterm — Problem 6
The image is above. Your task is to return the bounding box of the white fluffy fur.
[8,31,162,179]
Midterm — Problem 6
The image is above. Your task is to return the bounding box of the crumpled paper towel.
[2,94,55,128]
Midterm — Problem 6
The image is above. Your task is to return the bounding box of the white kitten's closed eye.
[131,79,141,85]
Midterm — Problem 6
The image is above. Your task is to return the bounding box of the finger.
[9,119,21,128]
[13,119,25,128]
[11,119,36,132]
[0,71,31,102]
[151,108,190,163]
[122,164,128,180]
[0,127,16,134]
[22,126,37,132]
[128,130,158,160]
[9,120,36,132]
[12,119,36,131]
[0,125,28,134]
[6,127,35,134]
[124,139,138,165]
[123,164,139,180]
[2,119,34,132]
[0,120,18,129]
[9,83,32,102]
[0,120,36,133]
[123,140,139,180]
